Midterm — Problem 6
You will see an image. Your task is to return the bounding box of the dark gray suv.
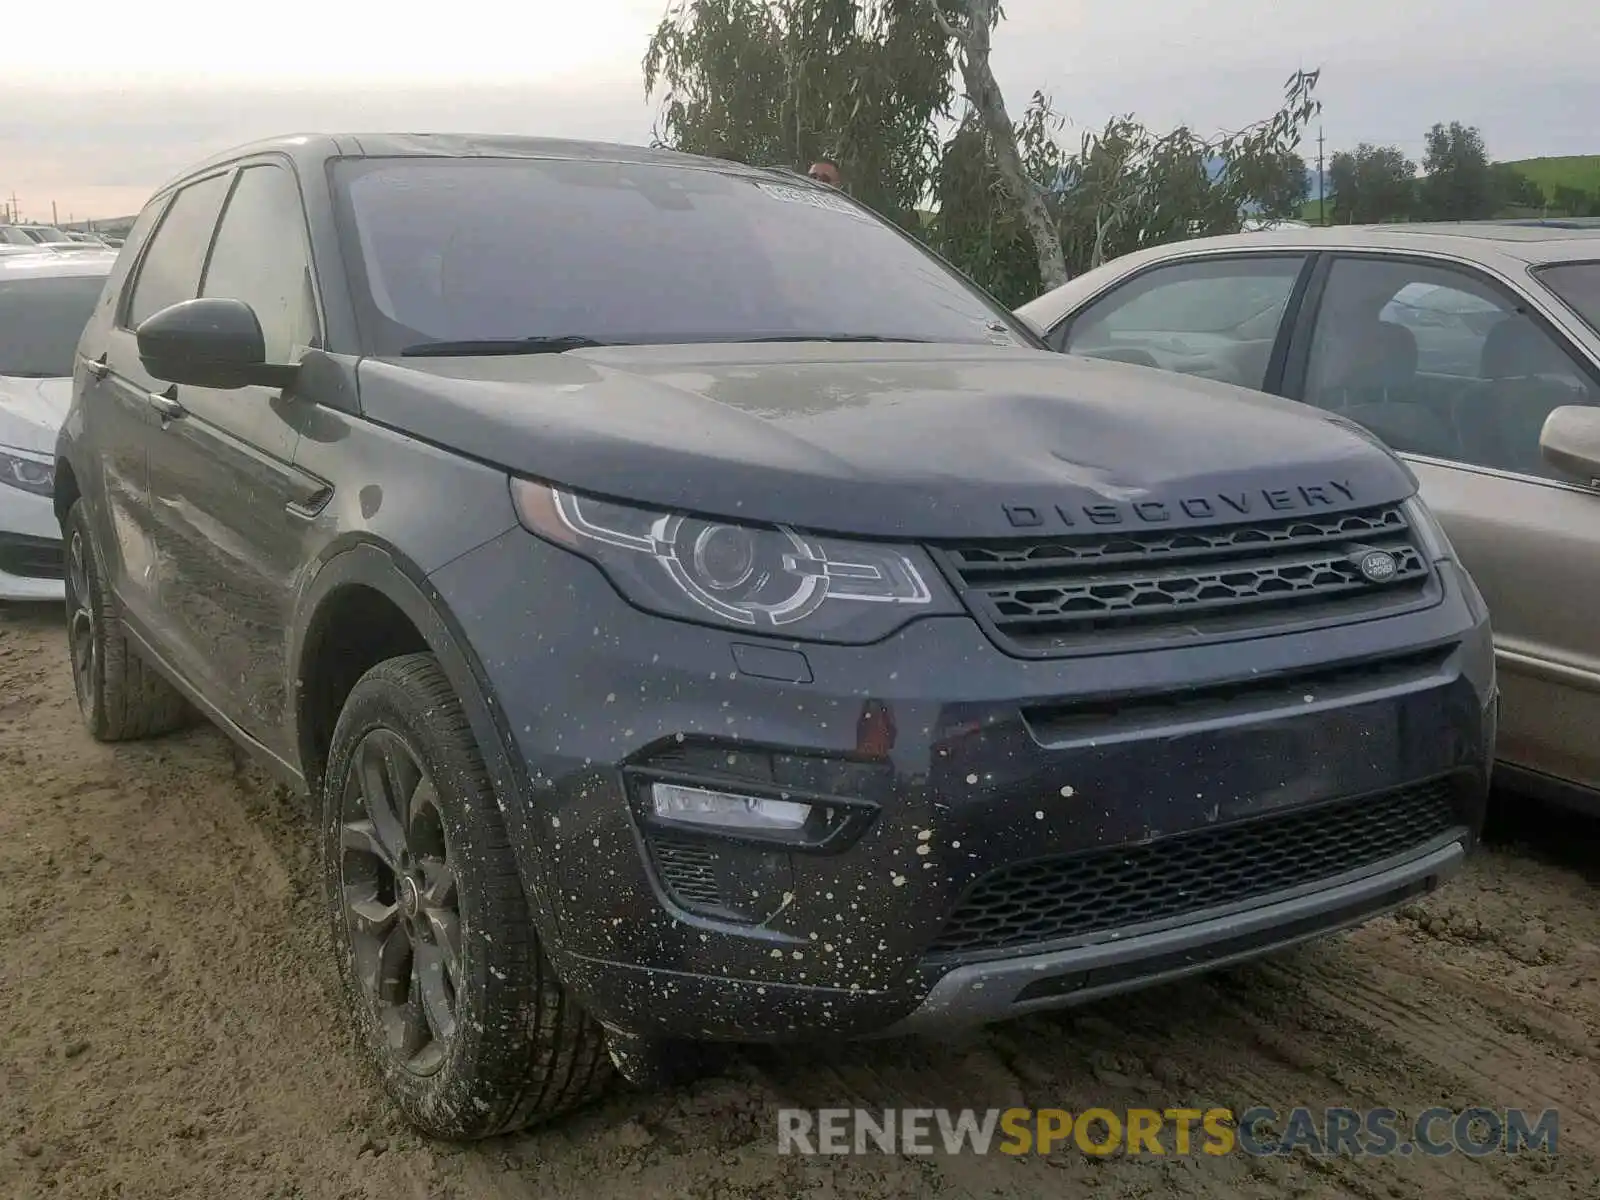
[55,133,1496,1140]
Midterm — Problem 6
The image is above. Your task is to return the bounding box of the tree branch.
[929,0,1068,289]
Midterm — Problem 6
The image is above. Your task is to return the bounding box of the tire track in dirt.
[3,606,1597,1199]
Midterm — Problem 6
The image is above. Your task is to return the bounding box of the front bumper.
[0,484,64,602]
[882,839,1464,1035]
[430,529,1496,1042]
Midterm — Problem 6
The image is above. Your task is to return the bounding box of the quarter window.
[1300,257,1599,481]
[201,164,319,364]
[123,173,232,330]
[1057,256,1306,391]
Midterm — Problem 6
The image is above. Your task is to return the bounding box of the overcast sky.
[2,0,1589,222]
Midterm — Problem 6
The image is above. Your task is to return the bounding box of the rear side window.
[123,173,232,329]
[1057,256,1306,391]
[1536,262,1600,338]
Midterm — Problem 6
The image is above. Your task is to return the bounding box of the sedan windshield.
[332,157,1030,354]
[0,275,106,377]
[1536,262,1600,338]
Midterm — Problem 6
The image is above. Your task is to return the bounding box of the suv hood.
[357,343,1415,540]
[0,375,71,455]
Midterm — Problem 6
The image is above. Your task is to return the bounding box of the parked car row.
[1016,223,1600,815]
[27,133,1500,1141]
[0,223,119,249]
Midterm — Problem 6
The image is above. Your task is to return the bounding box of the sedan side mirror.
[1540,405,1600,485]
[137,297,298,390]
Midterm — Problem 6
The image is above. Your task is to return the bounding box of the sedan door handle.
[148,386,187,421]
[87,352,110,381]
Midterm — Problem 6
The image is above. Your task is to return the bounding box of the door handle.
[87,353,110,381]
[148,386,187,421]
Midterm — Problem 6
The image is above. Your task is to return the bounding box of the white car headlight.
[0,446,53,498]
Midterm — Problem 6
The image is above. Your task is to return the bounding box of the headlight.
[1402,494,1455,561]
[0,446,54,497]
[510,480,959,642]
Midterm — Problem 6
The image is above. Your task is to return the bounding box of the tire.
[63,499,193,742]
[321,652,612,1139]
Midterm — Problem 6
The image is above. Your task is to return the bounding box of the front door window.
[1299,256,1600,481]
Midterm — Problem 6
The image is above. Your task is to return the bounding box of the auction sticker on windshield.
[755,181,876,221]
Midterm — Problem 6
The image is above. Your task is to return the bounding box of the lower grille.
[0,533,64,581]
[929,778,1463,957]
[650,833,727,911]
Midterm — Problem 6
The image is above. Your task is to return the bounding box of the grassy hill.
[1292,155,1600,223]
[1501,155,1600,199]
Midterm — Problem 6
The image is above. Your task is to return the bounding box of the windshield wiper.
[731,334,936,344]
[399,335,616,357]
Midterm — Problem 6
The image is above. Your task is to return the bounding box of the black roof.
[155,132,764,197]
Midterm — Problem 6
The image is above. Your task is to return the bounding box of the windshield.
[22,227,73,244]
[0,274,106,377]
[332,157,1029,354]
[1536,262,1600,338]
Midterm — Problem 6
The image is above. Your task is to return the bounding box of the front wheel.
[322,652,612,1139]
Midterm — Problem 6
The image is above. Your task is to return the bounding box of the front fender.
[289,537,562,940]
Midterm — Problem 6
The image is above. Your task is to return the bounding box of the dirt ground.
[1,603,1597,1200]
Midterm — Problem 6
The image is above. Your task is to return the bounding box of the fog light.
[650,782,813,832]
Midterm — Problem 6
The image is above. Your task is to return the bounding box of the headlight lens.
[1402,494,1455,561]
[510,480,958,641]
[0,447,53,497]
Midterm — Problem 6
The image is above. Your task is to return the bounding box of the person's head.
[807,159,842,187]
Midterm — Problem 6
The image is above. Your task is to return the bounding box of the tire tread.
[67,500,192,743]
[326,652,612,1138]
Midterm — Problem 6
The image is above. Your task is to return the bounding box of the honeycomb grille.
[929,778,1462,957]
[650,835,724,911]
[940,505,1431,656]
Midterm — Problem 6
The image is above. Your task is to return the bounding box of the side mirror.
[1540,405,1600,485]
[136,298,298,390]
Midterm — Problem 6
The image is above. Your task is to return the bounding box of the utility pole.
[52,200,59,226]
[5,192,18,223]
[1316,127,1327,226]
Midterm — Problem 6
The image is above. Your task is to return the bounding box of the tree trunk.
[940,0,1068,289]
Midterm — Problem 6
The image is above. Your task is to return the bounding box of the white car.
[0,248,116,601]
[0,224,74,246]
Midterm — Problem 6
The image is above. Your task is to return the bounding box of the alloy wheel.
[338,729,463,1076]
[66,530,96,714]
